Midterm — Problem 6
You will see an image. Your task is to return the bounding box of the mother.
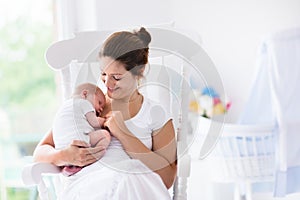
[33,27,177,199]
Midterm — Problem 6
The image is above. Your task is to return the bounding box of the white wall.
[94,0,173,30]
[57,0,300,122]
[56,0,173,39]
[170,0,300,122]
[55,0,300,121]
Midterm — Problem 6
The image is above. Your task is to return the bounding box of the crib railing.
[205,118,276,200]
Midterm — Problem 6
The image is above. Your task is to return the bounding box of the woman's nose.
[104,76,115,88]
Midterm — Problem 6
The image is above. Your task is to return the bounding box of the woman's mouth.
[107,87,118,93]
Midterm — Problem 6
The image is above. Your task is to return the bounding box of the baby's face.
[93,92,106,116]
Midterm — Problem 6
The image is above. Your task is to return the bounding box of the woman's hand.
[104,111,130,139]
[61,140,107,167]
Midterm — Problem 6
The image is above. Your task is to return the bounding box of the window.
[0,0,57,143]
[0,0,57,198]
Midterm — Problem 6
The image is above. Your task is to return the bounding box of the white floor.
[187,160,300,200]
[253,193,300,200]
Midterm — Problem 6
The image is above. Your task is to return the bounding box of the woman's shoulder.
[142,97,166,112]
[143,96,157,105]
[143,97,164,107]
[142,96,170,113]
[142,97,172,130]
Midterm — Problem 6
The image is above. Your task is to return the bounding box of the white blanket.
[59,158,171,200]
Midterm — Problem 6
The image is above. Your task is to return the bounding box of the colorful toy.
[189,86,231,118]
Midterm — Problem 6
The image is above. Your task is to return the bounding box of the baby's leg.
[89,129,111,148]
[61,130,110,176]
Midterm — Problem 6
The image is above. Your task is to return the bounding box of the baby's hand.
[98,117,106,126]
[104,111,130,139]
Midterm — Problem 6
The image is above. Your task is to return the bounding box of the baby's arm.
[85,111,105,128]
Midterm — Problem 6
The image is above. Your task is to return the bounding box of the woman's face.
[100,56,138,100]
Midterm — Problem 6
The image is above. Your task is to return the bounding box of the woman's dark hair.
[99,27,151,77]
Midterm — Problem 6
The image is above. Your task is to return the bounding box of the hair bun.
[135,27,151,47]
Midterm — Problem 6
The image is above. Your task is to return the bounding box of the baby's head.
[73,83,106,116]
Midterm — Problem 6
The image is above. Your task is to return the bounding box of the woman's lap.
[59,159,171,200]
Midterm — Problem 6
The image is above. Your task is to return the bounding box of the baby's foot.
[61,166,82,176]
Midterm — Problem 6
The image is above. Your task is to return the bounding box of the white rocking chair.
[21,27,216,200]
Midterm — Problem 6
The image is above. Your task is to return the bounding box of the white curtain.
[239,27,300,197]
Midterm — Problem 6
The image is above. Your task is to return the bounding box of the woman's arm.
[150,120,177,188]
[104,112,177,189]
[33,129,107,167]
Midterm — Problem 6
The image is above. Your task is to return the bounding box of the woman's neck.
[106,90,143,120]
[111,90,141,104]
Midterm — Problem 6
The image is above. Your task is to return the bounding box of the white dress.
[59,97,172,200]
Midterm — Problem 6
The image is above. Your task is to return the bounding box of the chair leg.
[234,182,252,200]
[29,187,38,200]
[38,180,50,200]
[173,177,188,200]
[234,183,241,200]
[245,181,252,200]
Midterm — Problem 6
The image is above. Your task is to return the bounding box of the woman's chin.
[107,92,113,98]
[107,91,120,100]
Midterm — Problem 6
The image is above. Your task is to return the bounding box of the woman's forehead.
[100,57,126,73]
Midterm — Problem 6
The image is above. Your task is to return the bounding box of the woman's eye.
[101,73,106,81]
[113,76,121,81]
[101,72,121,81]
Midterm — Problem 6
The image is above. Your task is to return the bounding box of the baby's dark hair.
[99,27,151,77]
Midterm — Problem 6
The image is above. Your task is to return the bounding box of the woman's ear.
[139,66,145,75]
[137,66,146,79]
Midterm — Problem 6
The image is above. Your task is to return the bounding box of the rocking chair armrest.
[22,162,61,186]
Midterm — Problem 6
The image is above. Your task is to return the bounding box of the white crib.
[196,116,276,200]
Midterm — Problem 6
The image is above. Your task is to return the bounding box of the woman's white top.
[99,97,171,164]
[60,97,173,200]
